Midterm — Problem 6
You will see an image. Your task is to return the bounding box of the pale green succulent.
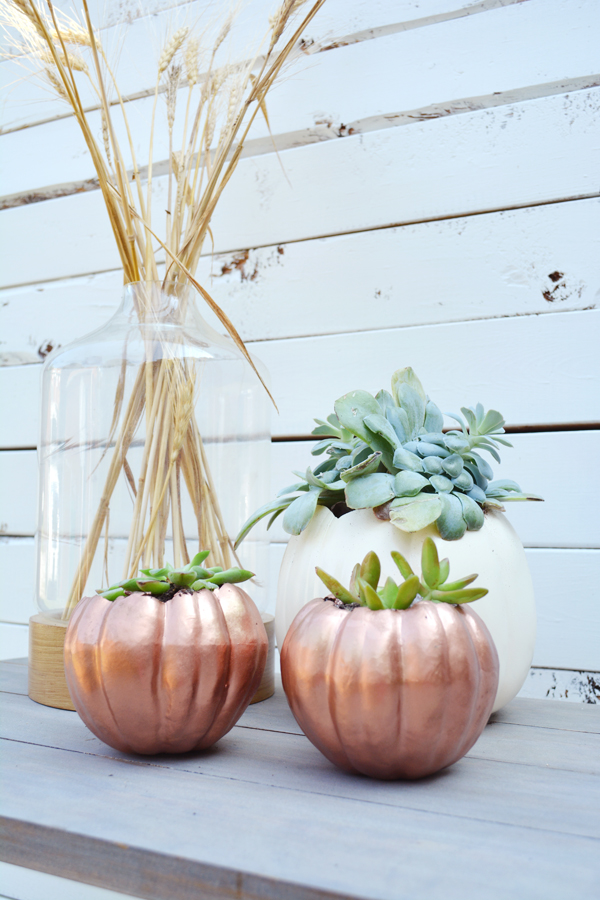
[235,367,542,545]
[98,551,253,602]
[316,539,488,610]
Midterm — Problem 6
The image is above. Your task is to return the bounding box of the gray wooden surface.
[1,659,599,900]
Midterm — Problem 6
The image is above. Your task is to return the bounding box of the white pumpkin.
[276,506,535,713]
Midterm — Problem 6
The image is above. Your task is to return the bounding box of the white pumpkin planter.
[276,506,535,713]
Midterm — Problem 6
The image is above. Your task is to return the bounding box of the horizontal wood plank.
[1,687,599,817]
[0,861,138,900]
[2,89,599,289]
[254,310,600,434]
[1,694,600,899]
[1,536,598,671]
[0,310,598,449]
[1,198,598,364]
[3,0,599,194]
[1,0,482,133]
[2,431,599,547]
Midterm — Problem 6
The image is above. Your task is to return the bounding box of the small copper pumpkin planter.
[281,546,499,780]
[64,584,267,755]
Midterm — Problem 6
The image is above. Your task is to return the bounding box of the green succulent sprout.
[235,367,542,544]
[98,551,254,602]
[316,539,488,611]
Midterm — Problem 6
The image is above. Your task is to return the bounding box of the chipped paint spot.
[38,340,56,359]
[519,668,600,704]
[542,271,584,304]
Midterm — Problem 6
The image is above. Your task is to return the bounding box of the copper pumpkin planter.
[281,598,499,780]
[64,585,267,755]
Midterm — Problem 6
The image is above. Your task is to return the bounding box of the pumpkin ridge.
[184,591,205,731]
[457,609,499,756]
[416,601,448,776]
[451,609,484,762]
[192,588,233,747]
[95,597,132,750]
[326,608,361,774]
[152,597,167,747]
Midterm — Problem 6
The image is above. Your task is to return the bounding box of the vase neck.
[119,281,199,326]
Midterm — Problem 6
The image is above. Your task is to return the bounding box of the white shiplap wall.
[0,0,599,701]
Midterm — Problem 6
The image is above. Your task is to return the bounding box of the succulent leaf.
[393,575,420,609]
[467,485,487,503]
[444,433,470,453]
[375,389,396,412]
[380,576,399,608]
[421,537,440,588]
[364,414,401,450]
[360,551,381,589]
[316,567,359,604]
[457,493,485,531]
[207,568,253,585]
[385,406,410,443]
[345,473,396,509]
[432,587,489,604]
[390,550,414,580]
[135,579,171,594]
[422,455,444,475]
[442,453,464,478]
[190,551,210,567]
[429,474,454,493]
[452,470,474,492]
[437,573,478,591]
[394,470,430,497]
[100,587,126,601]
[360,579,385,609]
[391,367,427,404]
[417,442,449,459]
[283,489,321,535]
[424,400,444,433]
[340,451,382,483]
[436,493,467,541]
[438,557,450,584]
[392,447,424,472]
[389,494,443,532]
[334,390,382,442]
[395,383,426,439]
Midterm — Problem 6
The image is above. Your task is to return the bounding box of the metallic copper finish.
[281,598,499,780]
[64,585,267,755]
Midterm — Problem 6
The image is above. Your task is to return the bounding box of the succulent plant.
[316,538,488,611]
[98,551,253,602]
[235,367,542,544]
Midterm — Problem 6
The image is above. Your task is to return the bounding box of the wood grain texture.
[1,198,598,364]
[2,88,599,289]
[1,682,600,900]
[3,0,598,194]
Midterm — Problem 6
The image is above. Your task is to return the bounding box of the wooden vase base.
[28,611,276,711]
[28,613,75,710]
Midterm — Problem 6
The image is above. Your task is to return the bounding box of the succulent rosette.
[236,368,541,545]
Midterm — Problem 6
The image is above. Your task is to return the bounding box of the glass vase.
[30,282,272,707]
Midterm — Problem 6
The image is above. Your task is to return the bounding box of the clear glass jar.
[35,282,271,621]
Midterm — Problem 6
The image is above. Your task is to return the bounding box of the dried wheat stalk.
[1,0,327,614]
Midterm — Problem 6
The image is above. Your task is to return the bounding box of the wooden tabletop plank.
[4,676,600,775]
[2,738,599,900]
[2,691,599,841]
[491,695,600,734]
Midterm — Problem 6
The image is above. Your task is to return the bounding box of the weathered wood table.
[1,657,599,900]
